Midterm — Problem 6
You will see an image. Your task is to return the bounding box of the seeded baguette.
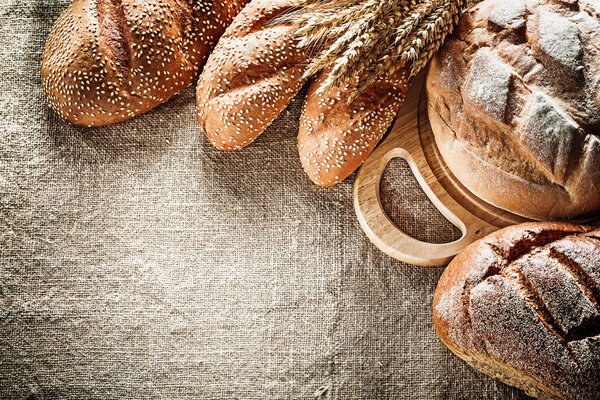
[195,0,308,151]
[298,68,410,186]
[42,0,249,127]
[196,0,411,185]
[434,222,600,400]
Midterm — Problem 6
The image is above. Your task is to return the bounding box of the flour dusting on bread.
[434,223,600,400]
[427,0,600,219]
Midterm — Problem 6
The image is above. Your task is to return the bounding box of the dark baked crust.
[426,0,600,220]
[433,222,600,400]
[41,0,249,127]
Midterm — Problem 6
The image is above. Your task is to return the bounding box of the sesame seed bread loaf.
[434,222,600,400]
[41,0,249,127]
[195,0,308,151]
[298,68,410,187]
[196,0,411,185]
[426,0,600,220]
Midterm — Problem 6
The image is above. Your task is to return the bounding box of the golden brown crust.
[434,222,600,400]
[298,68,410,187]
[426,0,600,220]
[195,0,308,151]
[196,0,411,184]
[41,0,249,127]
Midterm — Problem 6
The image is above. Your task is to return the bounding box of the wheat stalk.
[281,0,470,97]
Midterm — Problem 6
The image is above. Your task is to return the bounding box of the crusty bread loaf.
[196,0,411,185]
[426,0,600,220]
[41,0,249,127]
[434,222,600,400]
[298,68,410,187]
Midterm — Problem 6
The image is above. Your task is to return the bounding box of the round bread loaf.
[426,0,600,220]
[41,0,249,127]
[434,222,600,400]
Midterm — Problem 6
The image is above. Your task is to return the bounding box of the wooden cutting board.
[353,70,599,267]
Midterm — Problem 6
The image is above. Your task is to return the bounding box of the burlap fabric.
[1,1,529,399]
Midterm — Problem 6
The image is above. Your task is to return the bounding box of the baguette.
[298,69,409,186]
[195,0,307,151]
[196,0,411,185]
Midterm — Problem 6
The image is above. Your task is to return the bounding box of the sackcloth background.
[0,1,530,399]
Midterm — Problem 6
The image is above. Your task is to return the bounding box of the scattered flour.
[537,10,583,72]
[463,48,513,122]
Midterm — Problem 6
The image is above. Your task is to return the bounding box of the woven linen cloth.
[0,1,530,399]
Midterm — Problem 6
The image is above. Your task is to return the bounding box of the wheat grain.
[281,0,470,96]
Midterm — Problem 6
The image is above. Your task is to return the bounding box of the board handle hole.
[380,158,462,244]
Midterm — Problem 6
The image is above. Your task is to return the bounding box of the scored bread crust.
[433,222,600,400]
[298,68,410,187]
[42,0,249,127]
[426,0,600,220]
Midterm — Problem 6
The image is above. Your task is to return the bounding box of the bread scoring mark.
[504,71,531,127]
[549,247,600,312]
[173,0,194,42]
[547,246,600,343]
[501,265,569,342]
[478,246,505,285]
[502,229,579,263]
[476,228,600,348]
[462,281,474,330]
[461,257,504,347]
[170,0,199,70]
[96,0,133,78]
[565,317,600,343]
[586,231,600,241]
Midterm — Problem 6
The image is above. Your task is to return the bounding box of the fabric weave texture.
[0,1,529,399]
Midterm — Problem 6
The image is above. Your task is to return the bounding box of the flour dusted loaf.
[434,222,600,400]
[427,0,600,220]
[196,0,410,186]
[42,0,249,127]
